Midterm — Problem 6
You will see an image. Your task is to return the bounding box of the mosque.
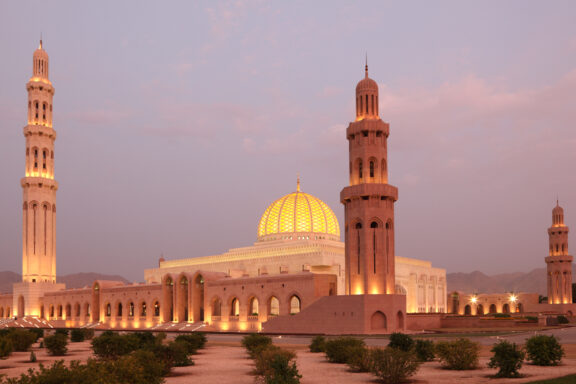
[0,41,572,334]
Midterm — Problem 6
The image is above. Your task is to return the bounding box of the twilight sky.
[1,1,575,282]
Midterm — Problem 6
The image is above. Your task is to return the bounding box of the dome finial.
[39,33,43,49]
[365,52,368,78]
[297,173,301,192]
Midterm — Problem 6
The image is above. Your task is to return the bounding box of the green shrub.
[525,316,538,322]
[29,351,37,363]
[525,335,565,366]
[242,333,273,358]
[82,329,95,340]
[557,315,570,324]
[371,347,421,384]
[91,331,137,360]
[253,345,301,384]
[70,329,86,342]
[254,346,295,375]
[167,341,194,367]
[0,337,13,359]
[488,340,525,378]
[347,346,374,372]
[309,335,326,353]
[174,333,207,353]
[54,329,69,337]
[0,353,167,384]
[264,351,302,384]
[324,337,365,364]
[28,328,44,342]
[44,333,68,356]
[8,329,37,352]
[388,332,414,352]
[414,339,435,362]
[435,338,480,370]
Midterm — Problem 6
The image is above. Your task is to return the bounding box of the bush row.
[312,332,565,380]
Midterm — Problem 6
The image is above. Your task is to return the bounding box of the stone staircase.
[150,321,206,332]
[0,316,53,329]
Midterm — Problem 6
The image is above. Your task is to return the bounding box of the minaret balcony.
[23,124,56,139]
[20,177,58,190]
[341,183,398,203]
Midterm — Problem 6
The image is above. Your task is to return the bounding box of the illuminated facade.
[546,202,573,304]
[0,42,482,334]
[12,41,65,319]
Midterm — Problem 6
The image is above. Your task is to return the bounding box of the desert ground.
[1,328,576,383]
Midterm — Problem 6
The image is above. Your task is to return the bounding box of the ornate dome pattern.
[257,189,340,241]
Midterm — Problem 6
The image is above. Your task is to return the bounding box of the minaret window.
[359,160,363,179]
[356,222,362,274]
[370,161,375,178]
[35,102,39,120]
[365,95,369,114]
[371,95,375,115]
[371,222,379,273]
[359,97,363,115]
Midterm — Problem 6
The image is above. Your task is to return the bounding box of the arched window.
[141,302,147,317]
[464,305,471,315]
[212,298,222,317]
[365,94,369,114]
[371,221,379,274]
[117,303,123,317]
[369,161,375,178]
[359,96,363,115]
[359,160,363,179]
[75,303,81,317]
[153,301,160,317]
[106,303,111,317]
[290,295,301,314]
[502,303,510,314]
[50,305,54,318]
[128,302,135,317]
[356,222,362,274]
[269,297,280,316]
[230,298,240,316]
[249,297,259,316]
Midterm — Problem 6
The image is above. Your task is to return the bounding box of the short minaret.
[13,41,64,318]
[340,64,398,295]
[546,201,573,304]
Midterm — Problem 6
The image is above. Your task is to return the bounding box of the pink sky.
[0,1,575,281]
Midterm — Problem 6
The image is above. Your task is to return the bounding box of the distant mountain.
[0,272,130,294]
[447,265,576,295]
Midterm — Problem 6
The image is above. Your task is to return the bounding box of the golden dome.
[257,183,340,241]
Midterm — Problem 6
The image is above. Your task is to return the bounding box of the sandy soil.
[166,346,254,384]
[1,341,576,383]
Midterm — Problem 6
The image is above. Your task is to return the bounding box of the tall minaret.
[546,202,573,304]
[340,64,398,296]
[14,40,63,318]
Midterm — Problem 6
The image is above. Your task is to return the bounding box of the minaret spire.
[296,173,300,192]
[365,53,368,78]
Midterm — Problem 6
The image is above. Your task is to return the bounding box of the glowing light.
[220,322,229,331]
[370,287,380,295]
[509,295,517,303]
[257,190,340,239]
[354,286,364,295]
[471,296,478,304]
[238,322,247,331]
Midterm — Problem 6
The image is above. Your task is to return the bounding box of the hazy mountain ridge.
[0,272,130,294]
[447,265,576,295]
